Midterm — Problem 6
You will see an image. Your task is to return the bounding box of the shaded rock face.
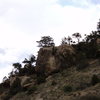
[20,76,31,87]
[9,75,36,89]
[96,38,100,57]
[36,45,76,75]
[10,76,21,89]
[96,38,100,45]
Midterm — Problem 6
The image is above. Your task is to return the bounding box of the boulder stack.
[36,44,76,75]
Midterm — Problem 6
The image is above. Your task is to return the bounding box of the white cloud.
[0,65,12,82]
[0,0,100,82]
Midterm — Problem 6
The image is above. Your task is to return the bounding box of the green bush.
[76,60,89,70]
[27,85,37,94]
[63,85,72,93]
[75,51,89,70]
[37,75,46,84]
[51,81,57,86]
[91,74,100,86]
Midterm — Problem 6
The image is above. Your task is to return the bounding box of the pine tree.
[36,36,55,47]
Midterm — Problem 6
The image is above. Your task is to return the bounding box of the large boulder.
[36,44,76,75]
[20,76,32,87]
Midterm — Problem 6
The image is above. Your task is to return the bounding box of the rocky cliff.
[0,44,100,100]
[36,44,76,76]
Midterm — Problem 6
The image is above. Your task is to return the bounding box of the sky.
[0,0,100,82]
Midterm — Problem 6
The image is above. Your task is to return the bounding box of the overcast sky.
[0,0,100,82]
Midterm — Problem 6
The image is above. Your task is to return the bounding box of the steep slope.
[0,59,100,100]
[0,40,100,100]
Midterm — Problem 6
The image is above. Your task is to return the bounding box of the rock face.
[96,38,100,45]
[10,76,21,89]
[20,76,32,87]
[36,44,76,75]
[96,38,100,57]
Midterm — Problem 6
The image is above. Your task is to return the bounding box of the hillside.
[0,58,100,100]
[0,27,100,100]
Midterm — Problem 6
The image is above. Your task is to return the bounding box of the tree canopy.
[36,36,55,47]
[72,33,81,43]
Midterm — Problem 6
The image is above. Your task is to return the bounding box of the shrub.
[27,85,37,94]
[91,74,100,86]
[37,75,46,84]
[76,60,89,70]
[76,52,89,70]
[51,81,57,86]
[52,46,57,55]
[63,85,72,93]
